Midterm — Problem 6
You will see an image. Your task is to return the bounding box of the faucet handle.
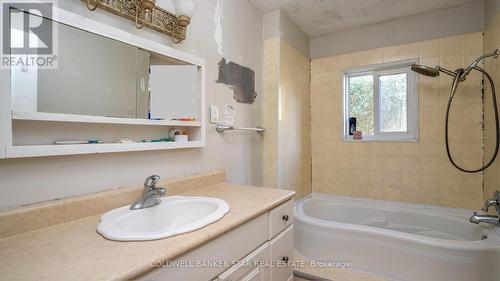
[494,190,500,200]
[483,190,500,215]
[144,175,160,189]
[158,187,166,196]
[483,199,499,212]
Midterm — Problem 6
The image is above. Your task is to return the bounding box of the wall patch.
[216,58,257,104]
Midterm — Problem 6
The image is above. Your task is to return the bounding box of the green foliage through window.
[346,66,413,139]
[380,73,407,132]
[348,75,374,135]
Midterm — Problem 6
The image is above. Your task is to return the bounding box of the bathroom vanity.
[0,171,295,281]
[139,199,294,281]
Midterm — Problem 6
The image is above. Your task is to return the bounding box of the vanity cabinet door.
[269,225,294,281]
[268,200,293,239]
[216,242,269,281]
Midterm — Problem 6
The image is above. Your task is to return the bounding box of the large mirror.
[10,14,200,121]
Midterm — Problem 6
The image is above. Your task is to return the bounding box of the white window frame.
[342,60,419,142]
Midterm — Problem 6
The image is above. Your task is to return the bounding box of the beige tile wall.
[262,38,312,199]
[311,33,484,209]
[262,38,279,188]
[484,10,500,207]
[278,40,312,199]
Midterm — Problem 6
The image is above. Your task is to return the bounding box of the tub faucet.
[130,175,166,210]
[470,191,500,226]
[470,212,499,226]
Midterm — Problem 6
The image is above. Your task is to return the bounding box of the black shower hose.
[445,66,499,173]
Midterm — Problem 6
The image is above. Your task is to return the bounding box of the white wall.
[279,11,309,58]
[263,10,309,58]
[0,0,263,209]
[485,0,500,26]
[310,1,485,59]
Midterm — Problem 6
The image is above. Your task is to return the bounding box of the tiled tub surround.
[0,170,295,281]
[311,32,485,209]
[484,4,500,213]
[278,40,312,199]
[262,37,312,199]
[262,37,280,189]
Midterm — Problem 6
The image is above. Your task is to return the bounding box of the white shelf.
[5,141,205,158]
[12,111,202,127]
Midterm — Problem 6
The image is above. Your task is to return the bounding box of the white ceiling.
[249,0,476,37]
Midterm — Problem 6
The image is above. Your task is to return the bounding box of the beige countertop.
[0,183,295,281]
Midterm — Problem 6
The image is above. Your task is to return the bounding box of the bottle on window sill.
[349,117,356,135]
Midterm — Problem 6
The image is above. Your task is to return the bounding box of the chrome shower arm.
[463,49,499,77]
[436,66,457,77]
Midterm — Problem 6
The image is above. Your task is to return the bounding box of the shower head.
[463,49,499,77]
[410,64,440,77]
[411,50,499,80]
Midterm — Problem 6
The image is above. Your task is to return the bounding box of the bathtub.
[294,193,500,281]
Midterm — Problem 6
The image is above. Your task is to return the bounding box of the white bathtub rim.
[295,211,497,251]
[300,192,493,225]
[306,192,476,217]
[294,193,500,251]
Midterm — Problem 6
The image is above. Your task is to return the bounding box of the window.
[343,61,418,141]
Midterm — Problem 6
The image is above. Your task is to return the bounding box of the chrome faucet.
[130,175,166,210]
[470,191,500,226]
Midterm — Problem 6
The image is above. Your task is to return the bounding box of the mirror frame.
[0,5,206,158]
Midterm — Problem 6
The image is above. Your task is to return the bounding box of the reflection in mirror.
[11,14,200,121]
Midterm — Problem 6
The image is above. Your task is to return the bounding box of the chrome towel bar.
[215,124,265,133]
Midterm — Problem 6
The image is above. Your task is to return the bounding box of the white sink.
[97,196,230,241]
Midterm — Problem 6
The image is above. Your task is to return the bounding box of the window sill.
[342,136,419,143]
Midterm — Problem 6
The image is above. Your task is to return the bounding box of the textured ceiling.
[249,0,476,37]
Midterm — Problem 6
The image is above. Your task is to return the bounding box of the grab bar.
[215,124,265,134]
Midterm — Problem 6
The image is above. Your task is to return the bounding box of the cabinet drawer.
[268,200,293,239]
[269,225,293,281]
[216,242,269,281]
[240,267,266,281]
